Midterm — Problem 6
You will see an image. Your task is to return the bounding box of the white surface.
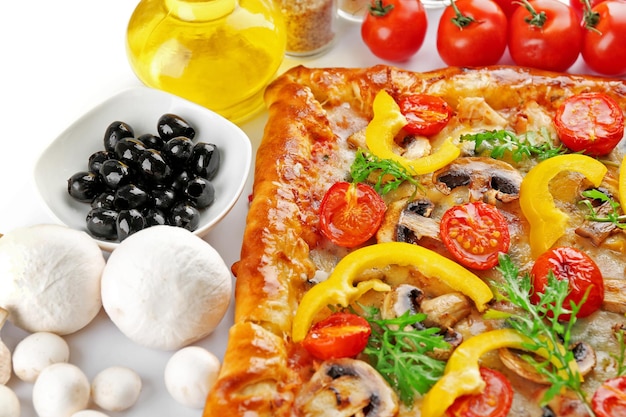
[34,87,251,252]
[0,1,602,416]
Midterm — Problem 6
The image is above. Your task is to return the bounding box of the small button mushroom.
[164,346,221,409]
[71,411,110,417]
[91,366,142,412]
[0,307,11,385]
[12,331,70,383]
[32,363,90,417]
[0,385,20,417]
[294,358,398,416]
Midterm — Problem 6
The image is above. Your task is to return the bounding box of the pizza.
[203,65,626,417]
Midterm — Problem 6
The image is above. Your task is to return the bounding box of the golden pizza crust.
[204,65,626,417]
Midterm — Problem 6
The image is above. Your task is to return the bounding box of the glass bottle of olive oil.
[126,0,286,124]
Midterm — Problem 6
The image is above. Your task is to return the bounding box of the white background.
[0,1,601,416]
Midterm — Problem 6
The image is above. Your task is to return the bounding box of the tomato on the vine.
[302,312,372,360]
[319,182,387,248]
[445,367,514,417]
[530,246,604,321]
[361,0,428,62]
[439,201,511,270]
[570,0,605,19]
[437,0,508,67]
[582,0,626,76]
[508,0,583,71]
[592,375,626,417]
[554,92,625,156]
[397,94,453,136]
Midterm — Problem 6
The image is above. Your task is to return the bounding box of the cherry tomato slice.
[530,246,604,321]
[319,182,386,248]
[440,201,511,270]
[592,376,626,417]
[302,312,372,360]
[554,92,625,156]
[445,367,514,417]
[397,94,453,136]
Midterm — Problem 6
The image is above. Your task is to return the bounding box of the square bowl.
[34,86,252,252]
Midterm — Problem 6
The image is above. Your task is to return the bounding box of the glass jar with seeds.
[277,0,338,57]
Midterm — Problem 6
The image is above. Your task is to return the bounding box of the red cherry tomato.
[582,0,626,76]
[554,92,625,156]
[439,201,511,271]
[437,0,508,67]
[302,312,372,360]
[445,367,514,417]
[397,94,453,136]
[319,182,387,248]
[361,0,428,62]
[592,376,626,417]
[508,0,583,71]
[530,246,604,321]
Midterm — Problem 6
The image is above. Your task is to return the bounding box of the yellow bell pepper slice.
[520,154,607,259]
[292,241,493,342]
[365,90,460,175]
[421,328,580,417]
[619,155,626,215]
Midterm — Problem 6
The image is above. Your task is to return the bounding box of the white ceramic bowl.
[34,87,252,251]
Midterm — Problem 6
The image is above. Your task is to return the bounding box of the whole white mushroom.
[101,225,232,350]
[0,385,20,417]
[0,224,105,335]
[164,346,221,408]
[71,411,110,417]
[91,366,142,411]
[32,362,90,417]
[12,331,70,382]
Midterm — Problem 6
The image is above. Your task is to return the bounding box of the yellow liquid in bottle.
[127,0,286,124]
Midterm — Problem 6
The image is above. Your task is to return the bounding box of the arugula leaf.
[350,150,421,195]
[579,189,626,229]
[613,324,626,377]
[361,305,448,407]
[460,129,567,162]
[488,254,593,412]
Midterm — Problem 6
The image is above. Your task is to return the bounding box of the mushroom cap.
[0,224,105,335]
[91,366,142,411]
[0,385,20,417]
[32,362,90,417]
[70,411,110,417]
[101,225,232,350]
[164,346,221,408]
[12,331,70,382]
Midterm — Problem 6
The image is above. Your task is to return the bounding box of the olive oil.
[127,0,286,124]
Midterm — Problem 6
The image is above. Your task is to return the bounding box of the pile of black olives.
[67,113,221,242]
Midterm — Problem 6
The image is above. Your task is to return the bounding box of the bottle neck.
[164,0,237,21]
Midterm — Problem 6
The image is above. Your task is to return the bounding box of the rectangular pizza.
[203,65,626,417]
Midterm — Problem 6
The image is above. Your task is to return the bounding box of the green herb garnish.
[579,189,626,229]
[361,305,448,407]
[613,324,626,377]
[350,149,421,195]
[487,254,593,413]
[460,129,567,162]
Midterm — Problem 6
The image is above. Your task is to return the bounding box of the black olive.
[169,202,200,231]
[188,142,220,180]
[136,133,164,150]
[152,187,177,211]
[88,150,115,173]
[91,192,116,209]
[116,209,146,241]
[114,138,146,167]
[144,208,167,227]
[163,137,194,168]
[114,183,149,210]
[99,159,132,190]
[67,171,102,202]
[86,207,119,240]
[138,149,172,184]
[170,170,192,193]
[158,113,196,141]
[185,177,215,209]
[103,121,134,152]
